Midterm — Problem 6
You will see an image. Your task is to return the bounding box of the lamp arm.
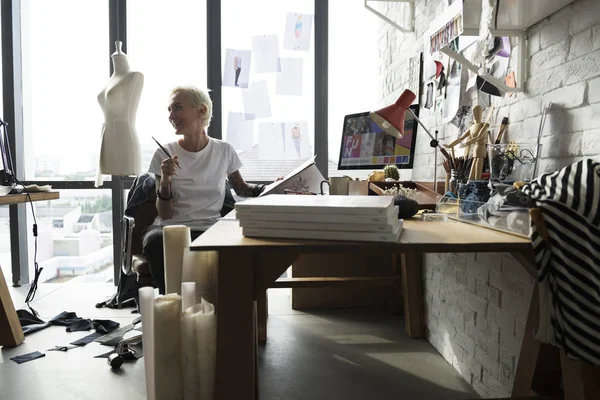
[407,108,451,160]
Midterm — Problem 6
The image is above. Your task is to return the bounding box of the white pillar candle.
[197,300,216,400]
[181,300,216,400]
[139,287,156,400]
[153,293,183,400]
[163,225,191,295]
[181,282,196,312]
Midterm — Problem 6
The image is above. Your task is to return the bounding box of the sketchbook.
[259,156,324,196]
[242,221,402,243]
[235,194,395,216]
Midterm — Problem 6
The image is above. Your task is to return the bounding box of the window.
[328,0,380,177]
[221,0,315,181]
[26,189,114,283]
[127,0,208,172]
[20,0,109,181]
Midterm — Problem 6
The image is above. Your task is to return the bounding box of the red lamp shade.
[369,89,416,138]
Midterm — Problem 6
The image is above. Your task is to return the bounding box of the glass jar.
[449,169,467,195]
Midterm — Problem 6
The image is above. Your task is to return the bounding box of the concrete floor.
[1,281,477,400]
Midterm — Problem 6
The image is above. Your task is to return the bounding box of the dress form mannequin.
[96,41,144,183]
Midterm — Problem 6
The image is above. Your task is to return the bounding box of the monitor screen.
[337,105,419,170]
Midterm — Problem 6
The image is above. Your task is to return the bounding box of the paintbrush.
[494,117,509,144]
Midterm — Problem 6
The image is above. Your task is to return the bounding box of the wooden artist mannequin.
[444,105,489,180]
[97,41,144,177]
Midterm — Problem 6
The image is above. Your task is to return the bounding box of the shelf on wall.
[366,0,576,94]
[462,0,576,31]
[364,0,414,33]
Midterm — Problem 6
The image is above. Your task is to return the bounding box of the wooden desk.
[190,218,533,400]
[0,191,59,206]
[0,191,60,347]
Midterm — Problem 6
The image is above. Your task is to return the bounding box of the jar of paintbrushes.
[446,156,473,195]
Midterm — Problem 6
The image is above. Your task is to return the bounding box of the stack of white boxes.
[235,194,402,243]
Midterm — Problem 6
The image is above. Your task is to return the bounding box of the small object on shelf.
[348,180,369,196]
[367,171,385,182]
[488,142,540,182]
[383,165,400,181]
[449,168,468,195]
[378,183,419,200]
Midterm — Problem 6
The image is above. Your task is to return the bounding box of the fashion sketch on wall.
[283,12,313,51]
[223,49,251,88]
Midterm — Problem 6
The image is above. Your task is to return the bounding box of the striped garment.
[520,159,600,366]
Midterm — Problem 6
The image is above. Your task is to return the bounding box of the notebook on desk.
[235,195,401,243]
[242,222,402,243]
[235,194,396,216]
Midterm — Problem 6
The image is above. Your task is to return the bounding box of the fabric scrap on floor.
[70,332,104,346]
[49,311,80,326]
[93,319,120,334]
[17,309,51,335]
[95,324,134,346]
[48,311,120,334]
[10,351,45,364]
[66,319,94,332]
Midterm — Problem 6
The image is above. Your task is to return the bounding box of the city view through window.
[0,0,379,286]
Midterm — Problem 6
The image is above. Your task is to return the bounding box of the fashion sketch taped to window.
[276,57,303,96]
[223,49,251,88]
[252,35,281,73]
[242,81,272,119]
[284,12,313,51]
[284,121,311,160]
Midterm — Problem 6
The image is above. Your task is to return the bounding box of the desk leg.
[0,265,24,347]
[255,251,298,344]
[257,290,268,343]
[401,252,425,338]
[215,250,256,400]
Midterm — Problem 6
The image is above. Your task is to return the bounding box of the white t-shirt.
[148,137,243,231]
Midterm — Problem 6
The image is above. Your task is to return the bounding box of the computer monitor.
[0,118,16,186]
[337,104,419,170]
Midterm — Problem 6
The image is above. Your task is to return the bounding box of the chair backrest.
[131,190,157,256]
[125,177,235,258]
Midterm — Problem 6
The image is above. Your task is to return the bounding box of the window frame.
[1,0,329,286]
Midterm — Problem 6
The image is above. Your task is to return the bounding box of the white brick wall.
[380,0,600,397]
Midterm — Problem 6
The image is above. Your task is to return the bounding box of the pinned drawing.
[242,81,272,119]
[276,58,303,96]
[258,122,285,160]
[226,112,254,152]
[443,58,462,123]
[223,49,251,88]
[284,13,313,51]
[284,121,311,160]
[252,35,281,73]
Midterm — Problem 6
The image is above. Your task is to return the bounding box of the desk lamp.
[370,89,451,192]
